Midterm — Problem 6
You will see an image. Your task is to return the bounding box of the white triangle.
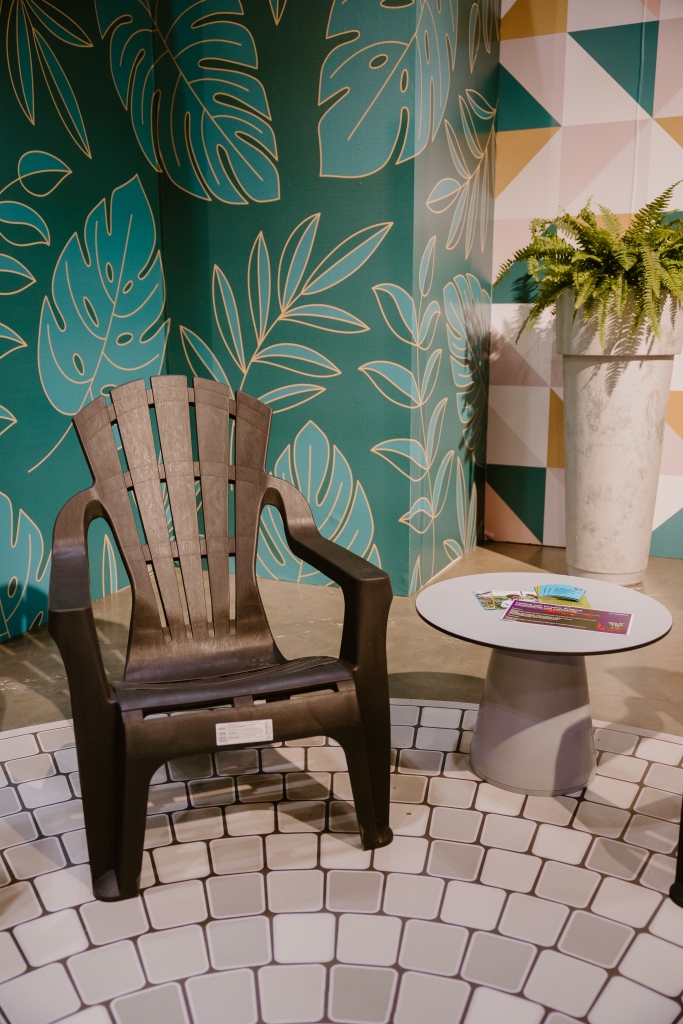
[500,35,566,125]
[653,475,683,531]
[495,128,563,220]
[647,121,683,209]
[563,36,647,125]
[562,121,652,214]
[568,0,657,30]
[656,88,683,119]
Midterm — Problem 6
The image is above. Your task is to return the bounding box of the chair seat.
[114,655,354,712]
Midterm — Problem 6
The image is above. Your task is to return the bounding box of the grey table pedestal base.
[469,649,597,796]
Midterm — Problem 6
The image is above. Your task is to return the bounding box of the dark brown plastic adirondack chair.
[49,376,393,901]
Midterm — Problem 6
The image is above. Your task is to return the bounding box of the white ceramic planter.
[556,290,682,585]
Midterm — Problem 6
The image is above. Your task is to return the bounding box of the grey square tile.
[54,748,79,774]
[461,931,536,992]
[644,763,683,796]
[0,932,26,983]
[112,982,190,1024]
[390,705,419,726]
[207,916,271,970]
[143,814,172,850]
[480,849,542,892]
[147,783,188,815]
[383,872,444,919]
[591,876,662,927]
[67,939,145,1003]
[81,896,149,945]
[421,707,462,729]
[329,800,359,833]
[634,788,681,823]
[587,974,681,1024]
[266,833,318,870]
[416,727,459,752]
[214,750,259,777]
[336,915,402,966]
[34,799,84,836]
[168,755,213,782]
[321,833,372,870]
[442,753,478,781]
[209,835,263,874]
[394,971,470,1024]
[572,801,629,838]
[531,823,591,864]
[618,932,683,998]
[523,795,577,826]
[0,789,21,817]
[332,772,353,801]
[391,726,416,748]
[585,837,648,880]
[153,841,210,883]
[429,807,482,843]
[640,853,676,893]
[481,814,536,852]
[150,766,167,785]
[4,836,65,879]
[224,802,275,836]
[535,862,601,908]
[14,907,87,966]
[326,870,383,913]
[237,774,283,803]
[188,778,235,808]
[558,910,633,968]
[427,840,484,881]
[38,727,74,753]
[0,811,38,850]
[0,735,38,760]
[624,813,678,853]
[69,772,81,798]
[277,800,326,833]
[594,729,637,755]
[0,880,43,928]
[329,964,398,1023]
[597,753,647,783]
[398,919,468,976]
[0,963,80,1024]
[258,964,325,1024]
[267,869,323,912]
[206,873,265,918]
[285,772,330,800]
[524,949,607,1018]
[499,893,569,946]
[6,754,55,784]
[261,747,305,773]
[172,807,224,843]
[390,775,427,803]
[144,879,207,929]
[373,836,428,874]
[186,969,257,1024]
[440,880,506,930]
[428,778,476,808]
[137,925,208,983]
[475,785,524,816]
[307,747,348,772]
[397,749,443,776]
[34,864,94,911]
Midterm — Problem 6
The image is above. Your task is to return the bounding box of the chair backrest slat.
[194,377,232,638]
[152,376,209,641]
[111,379,186,639]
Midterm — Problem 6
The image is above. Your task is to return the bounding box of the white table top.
[415,572,672,656]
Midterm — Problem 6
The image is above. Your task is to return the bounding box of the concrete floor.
[1,543,681,736]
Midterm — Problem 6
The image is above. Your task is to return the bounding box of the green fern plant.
[496,184,683,346]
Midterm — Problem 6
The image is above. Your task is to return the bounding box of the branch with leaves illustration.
[181,213,391,413]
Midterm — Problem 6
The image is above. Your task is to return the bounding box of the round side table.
[415,572,672,796]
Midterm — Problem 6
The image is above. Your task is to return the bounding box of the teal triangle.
[570,22,659,116]
[497,66,560,132]
[486,465,546,542]
[650,506,683,558]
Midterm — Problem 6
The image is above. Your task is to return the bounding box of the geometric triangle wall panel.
[497,67,561,132]
[484,481,543,544]
[486,464,547,542]
[570,22,659,115]
[501,0,568,40]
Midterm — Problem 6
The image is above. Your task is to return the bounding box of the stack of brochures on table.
[473,583,632,635]
[473,583,589,611]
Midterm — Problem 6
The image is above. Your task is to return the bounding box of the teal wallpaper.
[0,0,498,643]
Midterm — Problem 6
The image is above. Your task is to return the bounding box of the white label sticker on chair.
[216,719,274,745]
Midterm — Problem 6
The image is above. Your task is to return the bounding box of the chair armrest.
[264,477,393,670]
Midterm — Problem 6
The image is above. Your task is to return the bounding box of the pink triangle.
[487,405,546,468]
[660,423,683,476]
[559,122,640,208]
[490,331,549,387]
[484,482,542,544]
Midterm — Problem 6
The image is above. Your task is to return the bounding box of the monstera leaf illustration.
[257,421,380,585]
[38,175,168,419]
[0,492,49,642]
[444,273,490,466]
[96,0,279,204]
[319,0,457,178]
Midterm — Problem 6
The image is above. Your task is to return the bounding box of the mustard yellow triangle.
[667,392,683,441]
[495,127,560,197]
[501,0,568,40]
[547,389,565,469]
[656,117,683,151]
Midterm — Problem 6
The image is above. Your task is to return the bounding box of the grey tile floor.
[1,700,683,1024]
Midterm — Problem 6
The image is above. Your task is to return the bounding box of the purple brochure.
[501,600,632,635]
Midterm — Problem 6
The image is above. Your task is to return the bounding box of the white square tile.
[535,862,601,908]
[67,940,145,1004]
[427,778,476,808]
[147,783,187,815]
[38,728,74,753]
[390,775,427,803]
[69,773,81,798]
[34,800,84,836]
[618,933,683,996]
[429,807,482,843]
[649,899,683,946]
[427,840,484,882]
[558,910,634,968]
[442,754,479,781]
[585,776,638,809]
[0,735,38,760]
[461,931,536,993]
[476,784,525,815]
[80,897,149,945]
[224,802,275,836]
[143,814,172,850]
[597,753,647,783]
[186,970,257,1024]
[14,907,87,966]
[481,849,542,892]
[524,949,607,1017]
[390,706,419,726]
[172,807,224,843]
[587,975,680,1024]
[397,749,443,775]
[383,873,444,919]
[523,796,577,826]
[307,747,347,772]
[591,876,662,927]
[0,963,80,1024]
[18,775,71,809]
[463,986,544,1024]
[59,1008,111,1024]
[209,835,263,874]
[459,732,473,753]
[624,813,678,853]
[398,919,468,976]
[463,710,478,730]
[336,912,402,965]
[140,852,155,889]
[585,837,648,880]
[273,912,335,963]
[573,801,629,838]
[138,925,208,983]
[394,971,470,1024]
[499,893,569,946]
[532,823,591,864]
[0,933,25,983]
[188,778,235,808]
[327,964,389,1024]
[389,802,430,836]
[267,869,323,913]
[391,726,416,748]
[206,873,265,919]
[167,755,212,782]
[34,864,94,911]
[110,983,190,1024]
[258,964,325,1024]
[277,801,325,833]
[4,836,65,879]
[421,708,462,729]
[481,814,536,852]
[640,854,676,893]
[416,727,459,752]
[261,748,305,773]
[61,832,87,868]
[266,833,318,870]
[332,772,353,801]
[206,916,271,970]
[645,763,683,795]
[634,788,681,822]
[373,836,428,874]
[6,754,55,784]
[236,774,283,803]
[215,749,259,775]
[0,789,21,817]
[153,842,210,883]
[594,730,638,756]
[0,881,42,928]
[320,833,371,870]
[440,880,506,930]
[144,879,206,929]
[636,738,683,766]
[54,748,78,774]
[285,772,331,800]
[149,766,167,785]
